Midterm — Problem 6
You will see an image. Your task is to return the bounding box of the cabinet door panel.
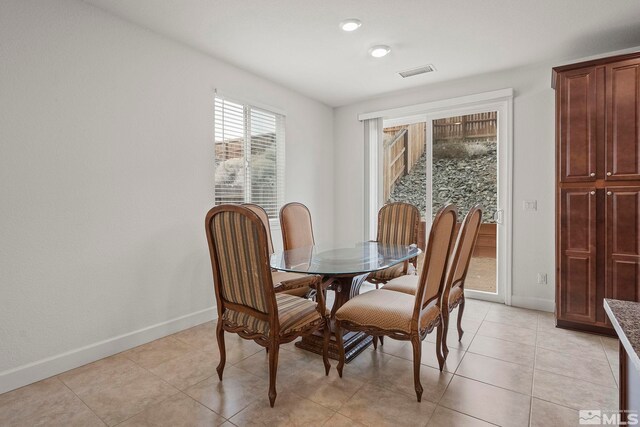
[606,187,640,302]
[558,68,597,182]
[565,256,594,317]
[606,60,640,180]
[559,189,597,323]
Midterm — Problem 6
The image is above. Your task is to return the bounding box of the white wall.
[333,63,558,311]
[0,0,333,392]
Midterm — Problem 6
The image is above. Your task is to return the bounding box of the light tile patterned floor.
[0,296,619,426]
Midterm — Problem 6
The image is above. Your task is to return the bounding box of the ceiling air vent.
[398,64,436,78]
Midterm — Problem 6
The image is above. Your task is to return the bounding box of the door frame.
[362,89,513,305]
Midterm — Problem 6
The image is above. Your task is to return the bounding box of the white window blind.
[214,96,285,218]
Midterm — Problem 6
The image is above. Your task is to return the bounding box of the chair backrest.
[205,205,276,321]
[447,205,483,292]
[280,202,315,250]
[413,205,457,323]
[376,202,420,245]
[242,203,274,255]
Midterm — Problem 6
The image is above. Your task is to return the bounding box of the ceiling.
[84,0,640,107]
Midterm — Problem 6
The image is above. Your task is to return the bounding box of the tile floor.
[0,295,620,426]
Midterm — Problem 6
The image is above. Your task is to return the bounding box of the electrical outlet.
[537,273,547,285]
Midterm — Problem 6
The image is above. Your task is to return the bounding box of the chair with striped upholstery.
[205,205,330,407]
[367,202,421,288]
[243,203,315,298]
[334,205,457,402]
[383,205,483,357]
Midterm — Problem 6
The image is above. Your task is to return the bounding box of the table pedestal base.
[297,273,373,362]
[295,321,372,362]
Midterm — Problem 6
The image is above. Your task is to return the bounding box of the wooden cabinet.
[606,60,640,181]
[557,68,598,182]
[558,188,597,324]
[554,52,640,334]
[606,187,640,302]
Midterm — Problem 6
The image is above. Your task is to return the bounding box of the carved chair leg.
[435,316,445,372]
[335,322,345,378]
[322,318,331,376]
[372,336,384,347]
[330,289,342,318]
[457,296,465,341]
[216,322,226,380]
[410,335,423,402]
[268,340,279,407]
[442,310,450,359]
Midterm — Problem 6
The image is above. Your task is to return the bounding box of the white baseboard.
[510,295,555,313]
[0,307,216,395]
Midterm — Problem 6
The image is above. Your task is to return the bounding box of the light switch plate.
[523,200,537,211]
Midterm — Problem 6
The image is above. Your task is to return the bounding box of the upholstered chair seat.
[223,293,324,336]
[272,271,318,297]
[382,274,418,295]
[335,289,440,334]
[367,262,416,283]
[383,276,464,307]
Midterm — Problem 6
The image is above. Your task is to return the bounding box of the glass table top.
[270,242,421,276]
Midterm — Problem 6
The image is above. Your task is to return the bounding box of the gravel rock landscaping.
[387,140,497,222]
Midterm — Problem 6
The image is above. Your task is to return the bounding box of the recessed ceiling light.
[369,45,391,58]
[340,19,362,32]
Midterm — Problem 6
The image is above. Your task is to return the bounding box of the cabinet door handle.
[590,172,596,177]
[590,191,596,195]
[607,191,613,196]
[607,172,612,176]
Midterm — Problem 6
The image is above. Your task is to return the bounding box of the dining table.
[270,241,421,362]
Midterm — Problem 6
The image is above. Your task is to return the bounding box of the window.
[214,96,285,218]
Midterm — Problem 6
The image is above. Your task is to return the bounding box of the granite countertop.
[604,299,640,373]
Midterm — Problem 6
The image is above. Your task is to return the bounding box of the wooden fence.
[383,129,407,202]
[382,114,495,201]
[433,111,497,141]
[383,123,426,201]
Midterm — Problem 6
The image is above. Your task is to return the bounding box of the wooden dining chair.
[279,202,315,250]
[243,203,315,298]
[205,204,330,407]
[334,205,457,402]
[383,205,483,357]
[367,202,421,288]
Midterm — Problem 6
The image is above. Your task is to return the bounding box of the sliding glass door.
[429,112,498,295]
[381,107,507,303]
